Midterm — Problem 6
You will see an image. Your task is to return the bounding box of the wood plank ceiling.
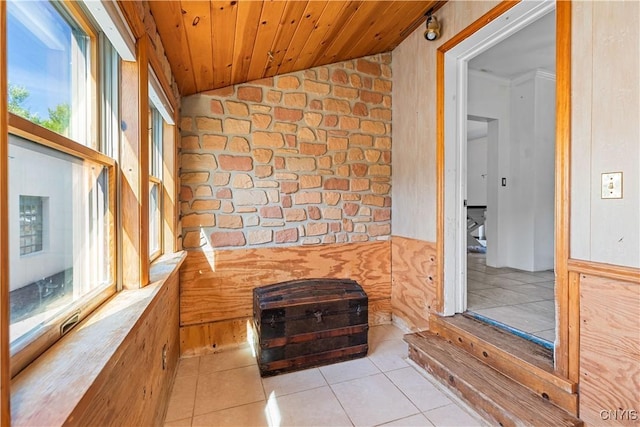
[149,1,446,96]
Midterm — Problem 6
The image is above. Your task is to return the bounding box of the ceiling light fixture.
[424,12,441,41]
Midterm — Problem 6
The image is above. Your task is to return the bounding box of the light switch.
[601,172,623,199]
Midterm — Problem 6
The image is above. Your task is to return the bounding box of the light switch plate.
[601,172,623,199]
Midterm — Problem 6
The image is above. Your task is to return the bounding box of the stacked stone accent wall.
[179,54,392,249]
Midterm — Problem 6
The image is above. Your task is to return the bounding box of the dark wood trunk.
[253,278,368,376]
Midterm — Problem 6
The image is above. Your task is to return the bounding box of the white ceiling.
[468,10,556,79]
[467,10,555,141]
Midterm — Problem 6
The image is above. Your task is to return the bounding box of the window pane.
[9,136,112,345]
[150,106,163,178]
[7,0,90,142]
[149,182,161,256]
[19,196,45,255]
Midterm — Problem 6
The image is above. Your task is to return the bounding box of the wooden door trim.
[436,0,575,379]
[555,0,572,380]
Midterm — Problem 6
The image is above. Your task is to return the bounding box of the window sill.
[10,251,186,427]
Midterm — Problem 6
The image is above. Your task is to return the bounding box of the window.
[3,0,178,377]
[19,196,45,256]
[7,0,92,145]
[148,68,175,260]
[6,0,116,373]
[8,136,114,352]
[149,105,163,259]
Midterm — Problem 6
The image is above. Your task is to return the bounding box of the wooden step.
[405,332,583,427]
[430,314,578,414]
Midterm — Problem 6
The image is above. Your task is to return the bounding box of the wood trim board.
[555,0,573,380]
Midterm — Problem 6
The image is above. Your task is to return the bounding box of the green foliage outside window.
[8,83,70,136]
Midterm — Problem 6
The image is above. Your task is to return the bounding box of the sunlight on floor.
[163,324,490,427]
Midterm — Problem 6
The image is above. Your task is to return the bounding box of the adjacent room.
[0,1,637,427]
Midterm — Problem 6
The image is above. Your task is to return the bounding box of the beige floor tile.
[193,365,265,416]
[423,403,486,427]
[471,287,545,306]
[535,280,556,289]
[262,367,327,397]
[532,328,556,342]
[165,374,198,422]
[519,300,555,317]
[505,283,555,299]
[199,344,256,374]
[466,270,490,282]
[498,272,551,284]
[369,323,405,343]
[533,270,556,280]
[319,356,381,384]
[164,417,192,427]
[474,275,529,288]
[270,386,352,427]
[331,373,419,426]
[484,266,520,275]
[467,279,498,291]
[176,356,200,378]
[467,292,501,310]
[368,339,410,372]
[473,305,555,333]
[386,367,453,412]
[191,401,269,427]
[380,413,435,426]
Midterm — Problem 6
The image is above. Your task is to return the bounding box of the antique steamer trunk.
[253,278,368,376]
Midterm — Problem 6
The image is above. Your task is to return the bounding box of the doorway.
[441,1,557,343]
[464,12,557,347]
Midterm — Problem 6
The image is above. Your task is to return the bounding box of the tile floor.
[164,324,490,427]
[466,253,556,342]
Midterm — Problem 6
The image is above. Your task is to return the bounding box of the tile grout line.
[404,359,492,427]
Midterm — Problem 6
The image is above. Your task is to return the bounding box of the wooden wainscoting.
[179,240,391,355]
[574,262,640,426]
[391,236,438,331]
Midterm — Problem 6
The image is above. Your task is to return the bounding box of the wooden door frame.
[436,0,575,379]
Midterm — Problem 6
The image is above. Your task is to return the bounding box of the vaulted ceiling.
[149,1,446,96]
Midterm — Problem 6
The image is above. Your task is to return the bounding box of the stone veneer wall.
[179,54,392,249]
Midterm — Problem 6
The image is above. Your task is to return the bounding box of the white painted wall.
[467,134,488,206]
[571,1,640,268]
[467,70,511,267]
[391,0,501,243]
[8,136,74,291]
[508,71,555,271]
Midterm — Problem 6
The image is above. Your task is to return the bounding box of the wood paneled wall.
[578,272,640,426]
[180,241,391,355]
[390,236,437,331]
[68,272,181,426]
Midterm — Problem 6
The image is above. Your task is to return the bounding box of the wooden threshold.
[430,314,578,415]
[405,331,582,427]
